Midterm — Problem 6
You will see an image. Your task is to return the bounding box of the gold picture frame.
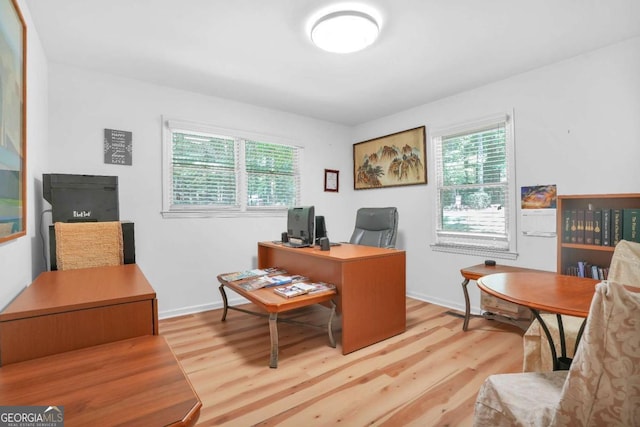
[353,126,427,190]
[0,0,27,243]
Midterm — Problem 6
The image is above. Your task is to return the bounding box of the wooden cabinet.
[0,264,158,365]
[557,193,640,275]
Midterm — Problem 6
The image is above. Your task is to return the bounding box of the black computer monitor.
[287,206,314,246]
[315,215,327,243]
[43,173,119,223]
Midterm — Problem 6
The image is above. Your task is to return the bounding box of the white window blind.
[432,113,517,258]
[245,140,300,209]
[162,118,302,217]
[171,131,238,208]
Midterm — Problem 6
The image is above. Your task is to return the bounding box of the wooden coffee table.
[217,274,337,368]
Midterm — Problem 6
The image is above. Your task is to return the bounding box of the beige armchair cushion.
[523,313,583,372]
[474,281,640,426]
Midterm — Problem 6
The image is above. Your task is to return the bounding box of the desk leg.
[219,284,229,321]
[269,313,279,369]
[461,278,471,331]
[328,300,337,348]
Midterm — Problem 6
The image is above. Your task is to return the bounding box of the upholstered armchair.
[349,207,398,248]
[523,239,640,372]
[474,280,640,426]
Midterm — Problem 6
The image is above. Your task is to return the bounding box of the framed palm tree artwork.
[353,126,427,190]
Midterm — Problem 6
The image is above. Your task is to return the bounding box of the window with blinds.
[432,113,517,258]
[245,140,299,208]
[162,119,301,216]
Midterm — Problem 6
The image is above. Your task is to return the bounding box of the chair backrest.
[608,240,640,287]
[50,221,135,270]
[553,281,640,426]
[349,207,398,248]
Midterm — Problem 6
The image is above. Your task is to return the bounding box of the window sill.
[430,243,518,260]
[161,209,287,219]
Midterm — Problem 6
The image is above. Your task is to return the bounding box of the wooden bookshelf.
[557,193,640,275]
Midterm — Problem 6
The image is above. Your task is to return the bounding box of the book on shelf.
[562,210,572,243]
[273,282,336,298]
[565,261,608,280]
[593,209,602,245]
[602,209,612,246]
[570,209,577,243]
[563,206,640,246]
[575,210,585,244]
[612,209,623,246]
[623,209,640,242]
[584,210,594,245]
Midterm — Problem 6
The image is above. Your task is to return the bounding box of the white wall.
[353,36,640,313]
[0,0,49,309]
[4,15,639,322]
[45,65,353,317]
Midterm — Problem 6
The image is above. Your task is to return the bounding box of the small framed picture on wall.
[324,169,339,192]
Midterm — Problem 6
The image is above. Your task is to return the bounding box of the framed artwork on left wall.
[0,0,27,243]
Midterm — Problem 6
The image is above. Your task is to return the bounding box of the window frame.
[161,117,303,218]
[430,112,518,259]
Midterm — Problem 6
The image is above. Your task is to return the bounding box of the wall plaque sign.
[104,129,132,165]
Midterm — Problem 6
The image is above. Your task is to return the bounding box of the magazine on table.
[238,273,307,291]
[220,267,286,282]
[273,282,336,298]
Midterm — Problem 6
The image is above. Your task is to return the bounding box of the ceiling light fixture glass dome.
[311,10,379,54]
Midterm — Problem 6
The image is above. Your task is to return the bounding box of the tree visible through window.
[163,119,301,216]
[433,114,516,256]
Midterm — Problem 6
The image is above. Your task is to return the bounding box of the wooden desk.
[460,264,541,331]
[0,264,158,365]
[0,336,201,426]
[218,274,337,368]
[477,272,599,370]
[257,242,406,354]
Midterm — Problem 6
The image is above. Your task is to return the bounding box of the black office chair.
[349,207,398,248]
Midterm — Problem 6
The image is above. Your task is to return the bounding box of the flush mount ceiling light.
[311,10,379,54]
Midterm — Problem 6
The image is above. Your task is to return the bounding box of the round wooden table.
[477,272,599,370]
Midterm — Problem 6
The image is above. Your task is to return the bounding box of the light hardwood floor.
[160,298,525,426]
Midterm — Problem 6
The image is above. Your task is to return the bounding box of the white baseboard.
[405,290,481,316]
[158,295,249,320]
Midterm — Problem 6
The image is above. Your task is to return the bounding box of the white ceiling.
[25,0,640,125]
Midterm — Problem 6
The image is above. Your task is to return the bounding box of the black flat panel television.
[43,173,119,223]
[287,206,314,246]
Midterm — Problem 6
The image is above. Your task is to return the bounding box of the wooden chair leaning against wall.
[49,221,135,270]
